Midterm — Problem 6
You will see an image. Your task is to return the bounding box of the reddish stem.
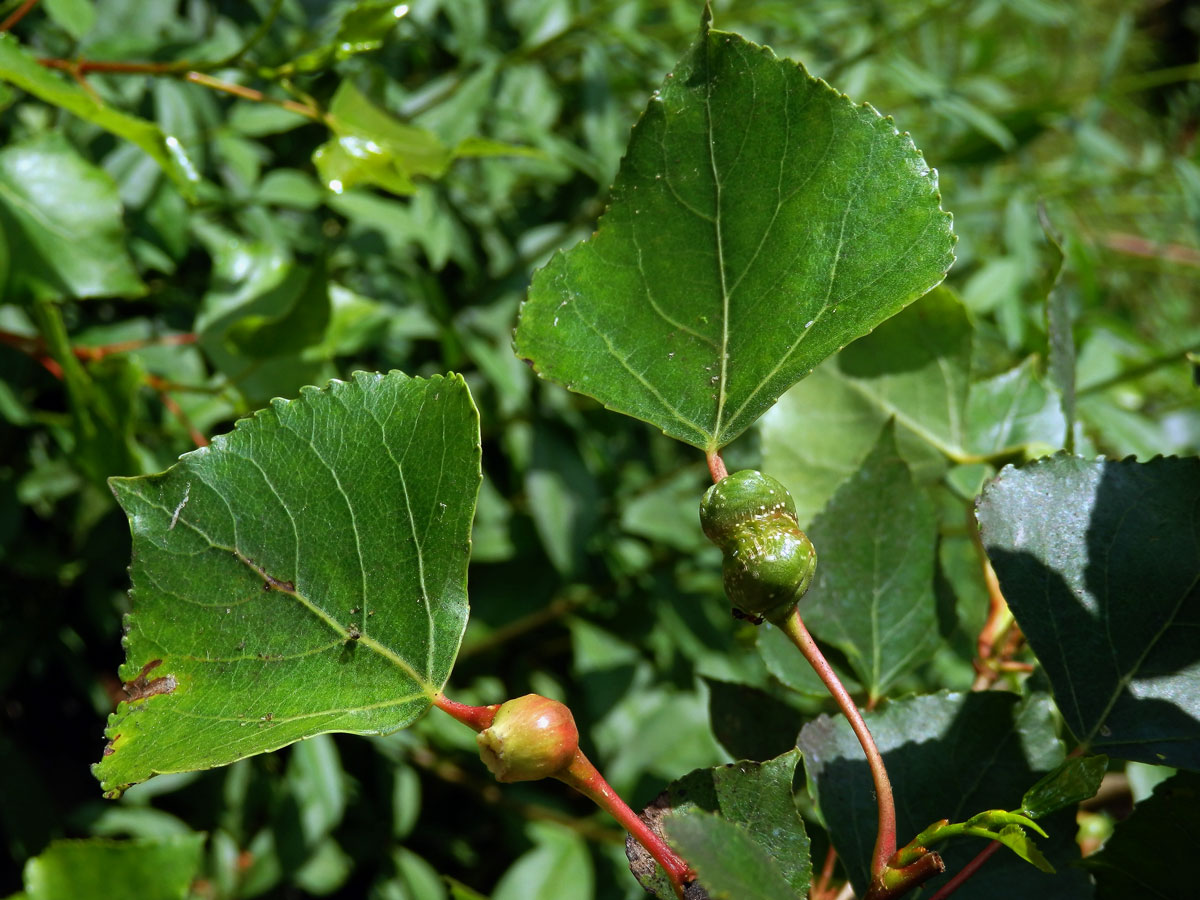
[76,332,198,362]
[559,752,694,899]
[779,608,896,879]
[36,58,322,119]
[39,56,185,75]
[433,693,693,899]
[925,841,1000,900]
[432,693,499,732]
[811,845,839,900]
[706,449,728,483]
[184,71,321,119]
[0,0,40,33]
[155,388,209,448]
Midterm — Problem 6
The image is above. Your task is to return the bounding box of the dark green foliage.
[2,1,1196,898]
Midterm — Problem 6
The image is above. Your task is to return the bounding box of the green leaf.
[665,809,801,900]
[224,260,332,359]
[493,822,592,900]
[799,423,941,701]
[1040,222,1076,453]
[93,372,481,796]
[991,824,1055,874]
[762,287,970,524]
[0,36,198,198]
[1020,755,1108,819]
[756,621,862,697]
[631,750,810,899]
[977,454,1200,768]
[965,358,1066,458]
[315,81,451,195]
[23,835,205,900]
[515,15,954,451]
[44,0,96,40]
[192,223,327,407]
[1084,770,1200,900]
[799,692,1092,898]
[312,81,535,196]
[0,132,145,301]
[288,2,409,73]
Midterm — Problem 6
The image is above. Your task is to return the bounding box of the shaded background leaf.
[798,691,1092,899]
[978,454,1200,768]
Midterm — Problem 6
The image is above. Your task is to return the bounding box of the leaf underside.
[515,16,954,451]
[94,372,481,796]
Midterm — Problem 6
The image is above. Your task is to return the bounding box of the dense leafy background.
[1,1,1197,898]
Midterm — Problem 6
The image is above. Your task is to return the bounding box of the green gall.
[476,694,579,783]
[700,470,816,622]
[700,470,797,542]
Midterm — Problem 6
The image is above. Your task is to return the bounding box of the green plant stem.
[433,693,694,899]
[407,745,625,844]
[779,608,896,879]
[213,0,283,68]
[1075,342,1200,397]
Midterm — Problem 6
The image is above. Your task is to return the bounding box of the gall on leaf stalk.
[699,468,939,897]
[699,469,816,624]
[435,693,695,898]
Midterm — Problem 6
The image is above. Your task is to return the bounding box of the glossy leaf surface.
[977,454,1200,768]
[0,133,145,301]
[1020,754,1108,820]
[94,372,481,796]
[0,35,198,197]
[515,14,954,450]
[665,809,800,900]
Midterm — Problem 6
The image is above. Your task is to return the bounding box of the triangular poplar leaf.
[514,12,954,451]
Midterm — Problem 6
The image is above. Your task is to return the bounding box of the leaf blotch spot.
[123,660,177,703]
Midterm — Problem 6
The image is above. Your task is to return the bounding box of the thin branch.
[560,752,694,899]
[35,60,323,121]
[925,842,1000,900]
[1076,342,1200,397]
[407,745,625,844]
[184,71,322,120]
[434,693,694,899]
[458,593,583,659]
[76,332,198,362]
[811,845,840,900]
[0,0,39,33]
[213,0,284,68]
[155,387,208,448]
